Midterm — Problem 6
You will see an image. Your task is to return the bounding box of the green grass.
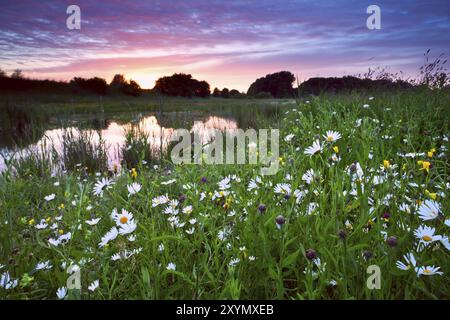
[0,90,449,299]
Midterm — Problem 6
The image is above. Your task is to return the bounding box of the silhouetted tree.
[221,88,230,98]
[212,87,221,97]
[247,71,295,98]
[154,73,210,97]
[11,69,24,79]
[71,77,108,95]
[0,68,6,78]
[122,79,142,96]
[110,74,127,89]
[298,76,413,95]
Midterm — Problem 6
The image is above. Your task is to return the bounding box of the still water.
[0,113,239,172]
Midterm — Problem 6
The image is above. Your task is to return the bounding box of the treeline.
[2,50,448,98]
[0,70,142,96]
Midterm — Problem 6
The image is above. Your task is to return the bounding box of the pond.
[0,112,239,172]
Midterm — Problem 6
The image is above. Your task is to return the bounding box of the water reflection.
[0,115,238,171]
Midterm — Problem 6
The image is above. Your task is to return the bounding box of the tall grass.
[61,128,109,173]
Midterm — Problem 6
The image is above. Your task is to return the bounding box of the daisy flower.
[416,266,443,277]
[112,209,134,226]
[93,178,114,197]
[304,140,323,156]
[395,252,417,271]
[440,236,450,251]
[284,134,295,142]
[85,217,101,226]
[274,183,291,196]
[118,219,137,235]
[418,200,441,221]
[36,260,53,271]
[88,280,99,292]
[0,272,18,290]
[414,225,442,249]
[323,130,341,142]
[98,227,119,248]
[218,176,231,190]
[127,182,142,197]
[152,195,170,207]
[44,194,56,202]
[182,205,193,214]
[229,258,240,267]
[56,287,67,299]
[302,169,315,185]
[167,262,176,271]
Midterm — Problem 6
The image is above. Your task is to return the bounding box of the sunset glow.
[1,0,450,90]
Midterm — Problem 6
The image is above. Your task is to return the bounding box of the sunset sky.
[1,0,449,91]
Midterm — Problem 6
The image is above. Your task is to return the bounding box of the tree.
[221,88,230,98]
[11,69,24,79]
[247,71,295,98]
[110,74,127,89]
[123,79,142,96]
[0,68,6,78]
[154,73,210,97]
[212,87,221,97]
[71,77,108,95]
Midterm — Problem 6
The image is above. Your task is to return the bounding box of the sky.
[0,0,449,91]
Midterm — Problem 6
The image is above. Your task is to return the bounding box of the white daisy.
[0,272,18,289]
[85,217,101,226]
[416,266,443,277]
[112,209,134,226]
[152,195,169,207]
[183,205,193,214]
[127,182,142,197]
[323,130,341,142]
[44,194,56,202]
[414,225,442,249]
[118,219,137,235]
[304,140,323,156]
[36,260,53,271]
[88,280,99,292]
[93,178,114,197]
[440,236,450,251]
[418,200,441,221]
[98,227,119,248]
[274,183,291,195]
[218,176,231,190]
[302,169,316,184]
[167,262,176,271]
[395,252,417,271]
[284,134,295,142]
[56,287,67,299]
[229,258,240,267]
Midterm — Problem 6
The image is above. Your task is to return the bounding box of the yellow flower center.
[423,269,431,274]
[327,136,333,142]
[120,216,129,224]
[422,235,432,242]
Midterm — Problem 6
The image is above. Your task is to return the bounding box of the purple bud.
[305,249,317,260]
[275,215,286,226]
[386,236,398,247]
[258,204,266,213]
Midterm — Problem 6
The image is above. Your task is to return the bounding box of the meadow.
[0,89,449,299]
